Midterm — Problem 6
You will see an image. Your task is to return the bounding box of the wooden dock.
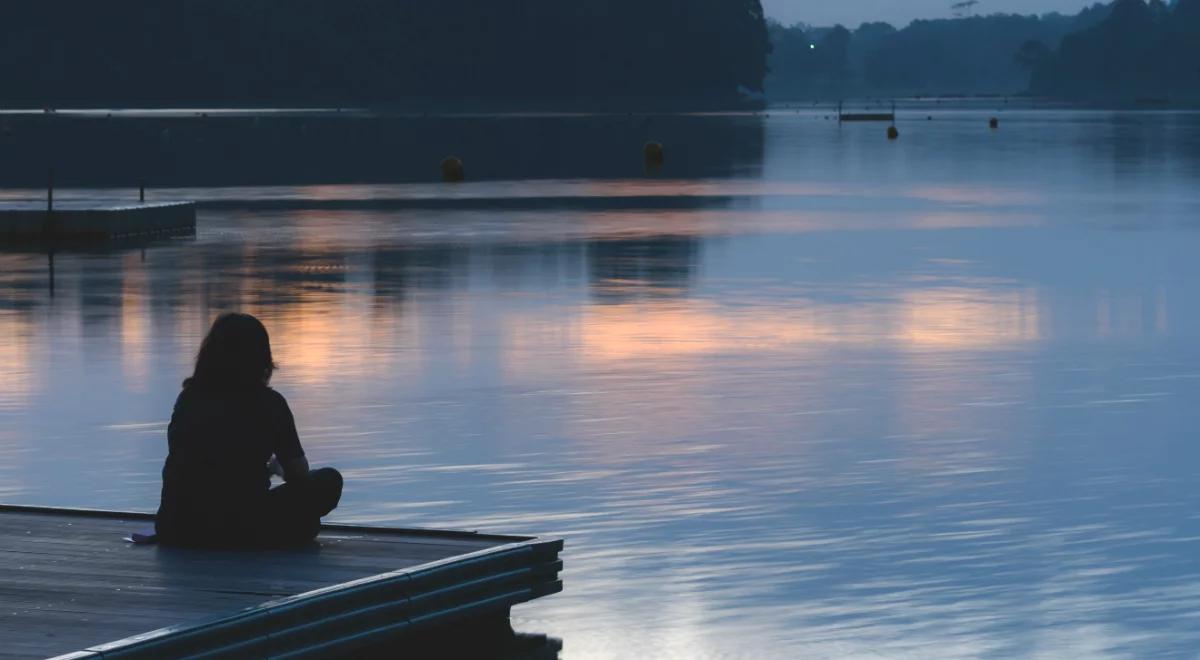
[838,112,895,122]
[838,101,896,123]
[0,505,562,659]
[0,202,196,242]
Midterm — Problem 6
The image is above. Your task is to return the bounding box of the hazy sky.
[762,0,1099,28]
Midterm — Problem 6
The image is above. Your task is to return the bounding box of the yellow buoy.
[441,156,464,182]
[644,142,664,168]
[887,126,899,140]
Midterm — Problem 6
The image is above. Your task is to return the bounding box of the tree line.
[766,5,1111,99]
[768,0,1200,104]
[1031,0,1200,102]
[0,0,770,109]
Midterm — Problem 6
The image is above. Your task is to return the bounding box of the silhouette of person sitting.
[155,313,342,548]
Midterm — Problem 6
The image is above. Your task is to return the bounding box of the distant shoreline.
[5,99,1200,118]
[766,95,1200,111]
[0,96,768,116]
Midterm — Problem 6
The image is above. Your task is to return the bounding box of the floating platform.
[0,504,562,659]
[839,113,895,122]
[0,202,196,242]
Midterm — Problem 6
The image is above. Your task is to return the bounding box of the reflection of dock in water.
[0,505,562,659]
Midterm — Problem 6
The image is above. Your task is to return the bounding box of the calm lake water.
[2,109,1200,658]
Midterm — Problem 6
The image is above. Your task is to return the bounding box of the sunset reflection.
[261,302,408,387]
[574,287,1039,362]
[119,253,151,392]
[898,288,1039,349]
[0,312,38,409]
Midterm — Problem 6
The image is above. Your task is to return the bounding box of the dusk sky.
[762,0,1099,28]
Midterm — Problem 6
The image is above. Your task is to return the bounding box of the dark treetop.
[767,0,1200,104]
[0,0,770,110]
[766,4,1112,99]
[1031,0,1200,103]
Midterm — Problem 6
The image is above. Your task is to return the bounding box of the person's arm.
[281,455,310,482]
[271,390,310,482]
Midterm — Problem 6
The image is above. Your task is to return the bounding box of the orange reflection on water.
[897,288,1039,350]
[577,303,842,361]
[246,296,407,388]
[120,253,151,392]
[495,285,1043,455]
[574,287,1039,362]
[0,312,38,409]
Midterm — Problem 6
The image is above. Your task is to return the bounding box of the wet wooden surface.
[0,509,505,659]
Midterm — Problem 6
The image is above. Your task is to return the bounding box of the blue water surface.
[1,109,1199,658]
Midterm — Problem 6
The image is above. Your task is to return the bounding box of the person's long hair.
[183,313,277,391]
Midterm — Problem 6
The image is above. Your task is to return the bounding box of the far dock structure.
[838,100,896,123]
[0,201,196,242]
[0,504,562,659]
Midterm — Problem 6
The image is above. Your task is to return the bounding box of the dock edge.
[0,504,563,660]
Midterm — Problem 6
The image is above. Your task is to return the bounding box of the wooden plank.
[0,509,495,656]
[0,506,560,659]
[0,503,527,544]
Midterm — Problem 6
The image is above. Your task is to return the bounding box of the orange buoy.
[441,156,464,182]
[644,142,665,168]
